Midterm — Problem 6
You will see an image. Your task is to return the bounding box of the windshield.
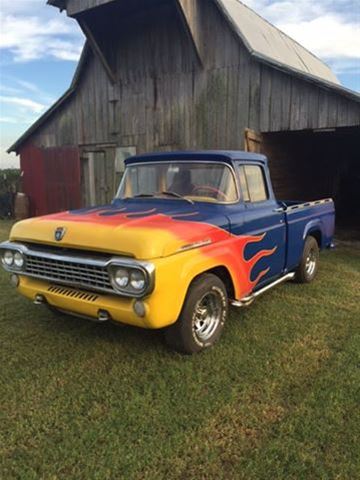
[116,162,238,203]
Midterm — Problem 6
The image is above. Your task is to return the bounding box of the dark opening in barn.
[8,0,360,233]
[262,127,360,231]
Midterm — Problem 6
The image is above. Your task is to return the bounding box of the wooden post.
[245,128,263,153]
[88,152,96,206]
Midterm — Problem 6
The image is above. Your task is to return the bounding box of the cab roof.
[125,150,268,166]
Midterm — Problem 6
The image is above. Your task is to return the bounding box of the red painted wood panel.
[20,145,81,217]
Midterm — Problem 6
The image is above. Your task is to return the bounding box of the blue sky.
[0,0,359,168]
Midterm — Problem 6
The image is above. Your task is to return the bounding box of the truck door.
[235,163,287,287]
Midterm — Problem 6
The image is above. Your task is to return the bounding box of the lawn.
[0,220,359,480]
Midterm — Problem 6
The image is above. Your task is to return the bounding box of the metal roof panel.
[215,0,340,85]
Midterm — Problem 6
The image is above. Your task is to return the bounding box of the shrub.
[0,169,21,218]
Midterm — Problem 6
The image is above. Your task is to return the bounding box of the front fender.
[148,232,274,328]
[149,248,231,328]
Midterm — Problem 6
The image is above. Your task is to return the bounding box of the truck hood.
[10,201,231,259]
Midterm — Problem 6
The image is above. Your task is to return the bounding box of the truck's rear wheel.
[295,236,320,283]
[165,273,228,354]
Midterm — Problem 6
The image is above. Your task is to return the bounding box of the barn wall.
[28,0,255,153]
[28,0,360,155]
[258,65,360,132]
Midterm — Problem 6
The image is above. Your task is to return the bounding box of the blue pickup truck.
[1,151,335,354]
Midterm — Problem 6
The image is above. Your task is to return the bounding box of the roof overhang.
[47,0,67,10]
[125,151,268,166]
[48,0,118,17]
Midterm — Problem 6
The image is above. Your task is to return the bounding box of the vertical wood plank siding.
[29,0,360,154]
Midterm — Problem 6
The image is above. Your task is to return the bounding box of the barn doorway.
[80,146,136,206]
[259,127,360,235]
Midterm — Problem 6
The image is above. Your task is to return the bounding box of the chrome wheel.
[305,249,317,277]
[193,291,222,342]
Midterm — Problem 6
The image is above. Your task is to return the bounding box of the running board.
[231,272,296,307]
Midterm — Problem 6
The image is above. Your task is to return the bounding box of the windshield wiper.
[132,193,156,198]
[159,191,194,205]
[129,192,194,204]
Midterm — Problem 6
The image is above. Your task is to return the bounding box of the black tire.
[295,236,320,283]
[165,273,228,354]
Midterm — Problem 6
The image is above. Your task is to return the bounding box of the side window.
[239,165,268,202]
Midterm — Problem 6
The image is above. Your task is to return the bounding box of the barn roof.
[215,0,339,85]
[8,0,359,154]
[47,0,66,9]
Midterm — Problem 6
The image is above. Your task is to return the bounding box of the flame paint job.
[11,201,278,302]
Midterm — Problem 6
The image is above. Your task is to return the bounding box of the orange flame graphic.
[44,208,277,299]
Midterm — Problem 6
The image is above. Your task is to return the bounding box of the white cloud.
[0,115,39,125]
[0,96,46,114]
[1,76,56,105]
[241,0,360,71]
[277,15,360,60]
[0,0,44,15]
[0,85,22,95]
[0,2,84,63]
[0,117,20,124]
[14,79,44,94]
[0,148,19,169]
[328,58,360,75]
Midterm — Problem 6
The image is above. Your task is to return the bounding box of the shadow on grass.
[38,307,168,352]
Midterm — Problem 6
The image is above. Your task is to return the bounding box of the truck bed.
[281,198,335,272]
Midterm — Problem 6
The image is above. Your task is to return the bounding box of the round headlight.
[3,250,14,266]
[14,252,24,269]
[114,268,130,288]
[130,270,146,291]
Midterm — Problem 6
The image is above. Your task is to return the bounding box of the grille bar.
[0,241,155,298]
[25,254,113,292]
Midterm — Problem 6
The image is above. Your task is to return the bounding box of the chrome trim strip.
[178,239,212,253]
[0,242,155,298]
[285,198,334,212]
[231,272,296,307]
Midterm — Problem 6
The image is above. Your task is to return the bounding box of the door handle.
[273,207,285,213]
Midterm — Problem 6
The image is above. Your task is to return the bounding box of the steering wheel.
[192,185,228,201]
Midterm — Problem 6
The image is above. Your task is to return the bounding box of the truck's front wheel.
[165,273,228,354]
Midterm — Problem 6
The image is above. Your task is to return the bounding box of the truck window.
[238,165,268,202]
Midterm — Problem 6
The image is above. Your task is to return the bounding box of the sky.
[0,0,359,169]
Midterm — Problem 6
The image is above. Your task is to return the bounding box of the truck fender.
[303,219,323,248]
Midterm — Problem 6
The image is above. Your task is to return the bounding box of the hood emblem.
[55,227,67,242]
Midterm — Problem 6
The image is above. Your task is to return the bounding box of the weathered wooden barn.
[9,0,360,224]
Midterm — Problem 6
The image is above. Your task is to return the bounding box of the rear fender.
[303,219,323,248]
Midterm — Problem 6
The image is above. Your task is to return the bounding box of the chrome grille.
[25,255,112,292]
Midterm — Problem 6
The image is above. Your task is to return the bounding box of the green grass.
[0,220,359,480]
